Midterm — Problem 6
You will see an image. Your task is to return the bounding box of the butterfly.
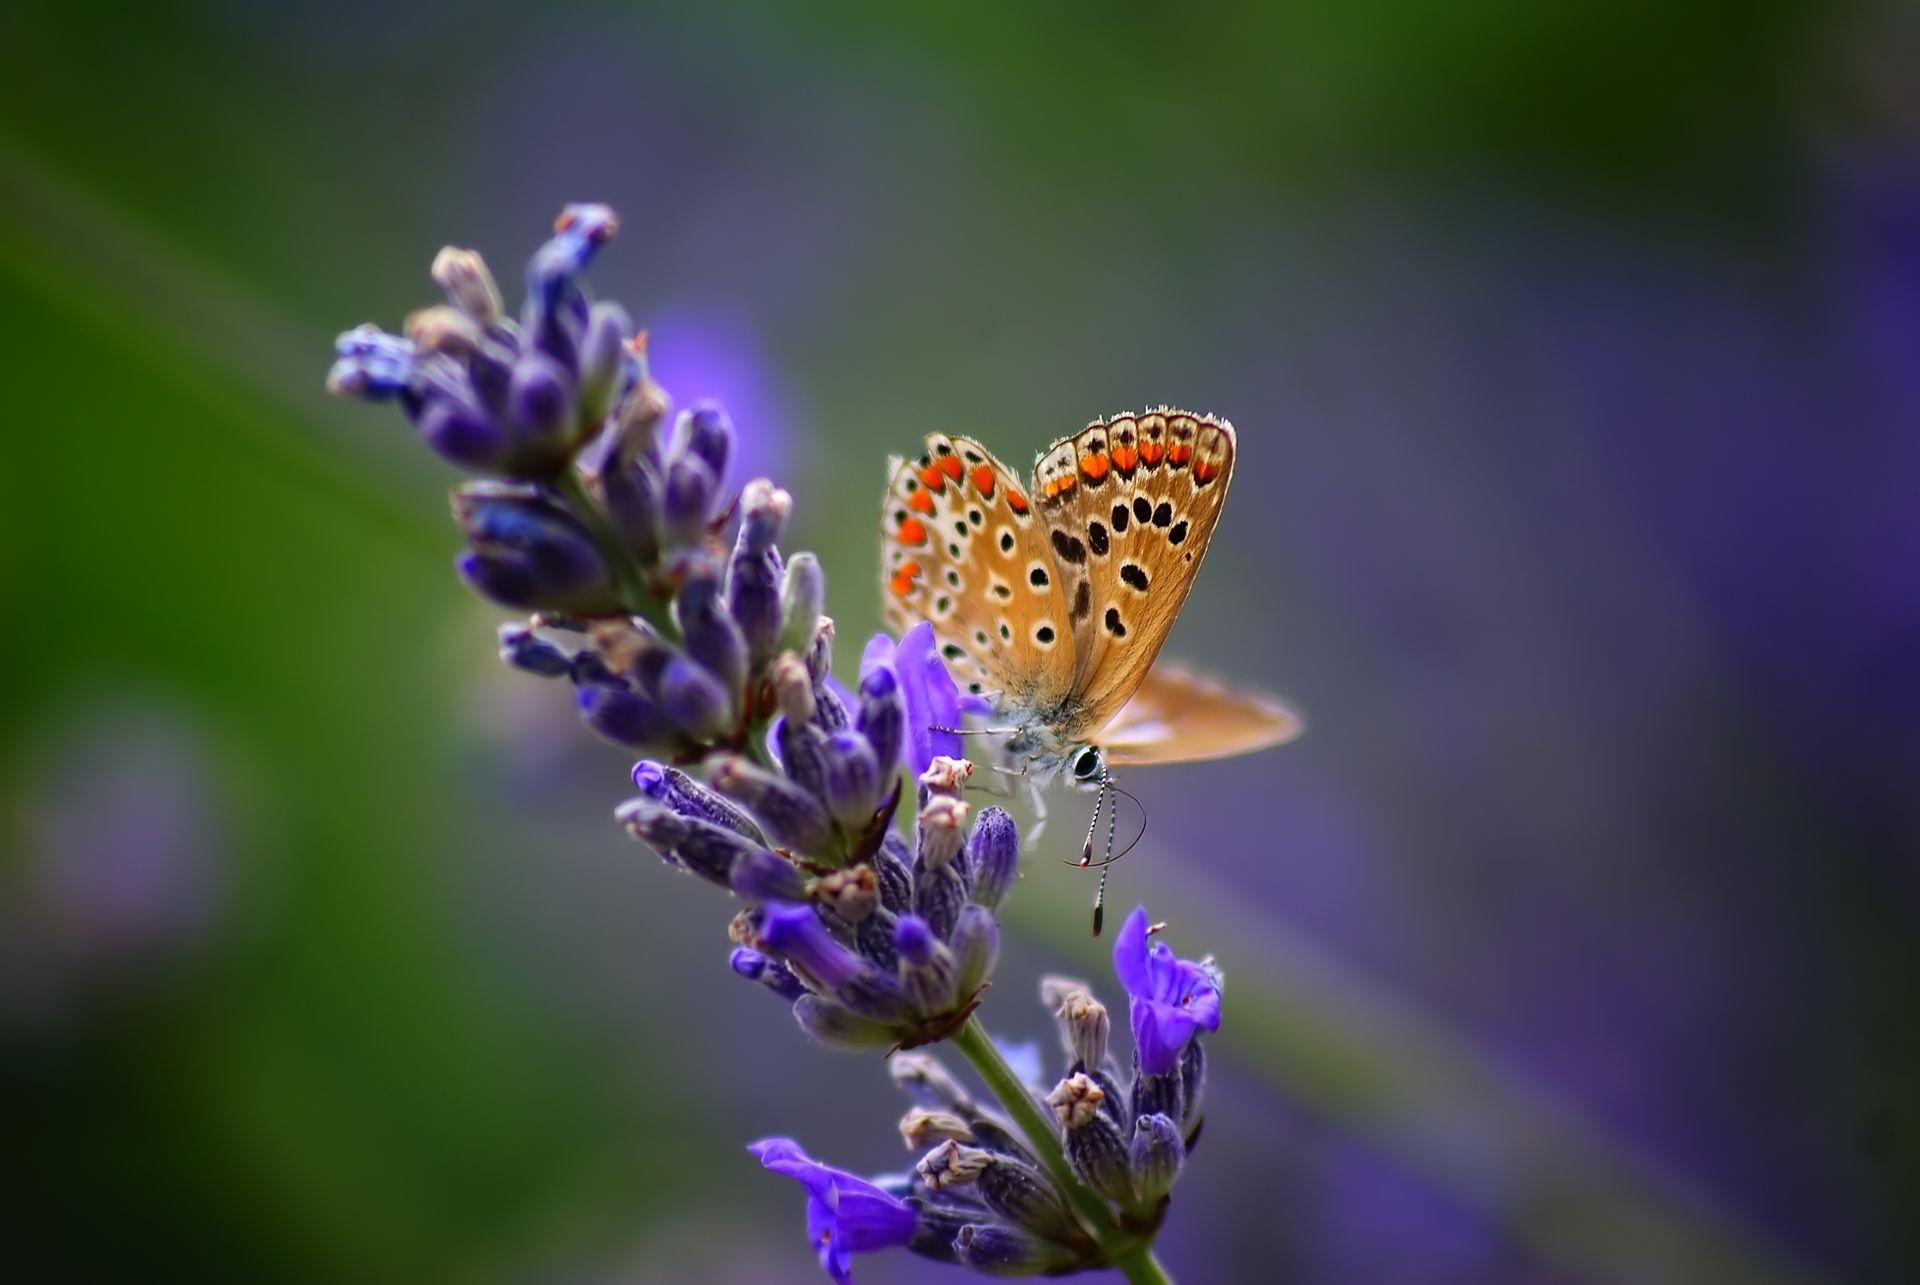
[879,409,1301,925]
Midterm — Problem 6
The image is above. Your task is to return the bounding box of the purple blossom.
[1113,906,1222,1076]
[749,1137,918,1284]
[861,622,988,774]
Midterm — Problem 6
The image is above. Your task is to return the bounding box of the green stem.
[1113,1243,1176,1285]
[949,1016,1168,1277]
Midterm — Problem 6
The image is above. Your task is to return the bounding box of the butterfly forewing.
[1033,409,1237,739]
[1099,661,1302,766]
[881,433,1078,706]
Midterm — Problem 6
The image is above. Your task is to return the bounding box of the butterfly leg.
[1025,773,1049,844]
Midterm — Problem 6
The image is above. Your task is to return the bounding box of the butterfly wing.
[1032,409,1237,738]
[1098,660,1302,766]
[881,433,1078,705]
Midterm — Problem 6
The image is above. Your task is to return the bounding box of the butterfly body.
[880,409,1301,780]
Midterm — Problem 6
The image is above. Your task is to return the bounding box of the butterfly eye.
[1072,746,1104,782]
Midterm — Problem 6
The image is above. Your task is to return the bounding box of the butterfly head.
[1068,743,1106,791]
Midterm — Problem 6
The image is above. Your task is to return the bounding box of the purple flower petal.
[750,1137,918,1284]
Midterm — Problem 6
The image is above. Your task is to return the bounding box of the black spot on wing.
[1120,564,1148,591]
[1051,529,1087,564]
[1088,520,1109,557]
[1071,579,1091,621]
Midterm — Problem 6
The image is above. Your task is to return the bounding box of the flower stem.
[950,1016,1170,1279]
[1113,1243,1176,1285]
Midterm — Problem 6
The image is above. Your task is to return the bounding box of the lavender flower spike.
[1113,905,1222,1076]
[749,1138,918,1285]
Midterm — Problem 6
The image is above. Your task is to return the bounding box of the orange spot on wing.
[1006,488,1030,513]
[939,455,964,480]
[1192,459,1220,484]
[898,516,927,545]
[1138,440,1165,465]
[1110,443,1138,472]
[889,560,922,597]
[1079,450,1111,481]
[1044,475,1078,499]
[907,489,936,514]
[1168,443,1193,467]
[920,465,947,491]
[970,464,996,496]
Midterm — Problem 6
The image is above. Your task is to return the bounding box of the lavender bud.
[662,452,718,546]
[918,756,973,800]
[728,481,789,669]
[855,906,900,970]
[856,665,905,775]
[949,904,999,999]
[815,866,878,924]
[497,623,572,677]
[404,305,484,363]
[418,398,509,472]
[1049,1074,1133,1203]
[967,807,1019,910]
[906,1206,973,1265]
[730,847,809,903]
[822,731,882,829]
[813,675,852,731]
[327,323,413,399]
[1180,1038,1208,1133]
[913,868,966,945]
[793,994,898,1051]
[597,453,662,564]
[976,1153,1075,1241]
[899,1107,974,1150]
[610,373,669,463]
[577,301,632,428]
[675,401,733,483]
[774,717,832,804]
[729,947,807,1002]
[658,656,731,741]
[777,553,826,656]
[1130,1067,1184,1128]
[770,654,817,724]
[506,350,576,466]
[893,915,957,1015]
[711,755,836,855]
[577,683,676,751]
[1040,976,1109,1071]
[452,483,613,612]
[889,1052,974,1112]
[916,795,969,871]
[954,1224,1066,1273]
[806,616,836,686]
[616,801,762,888]
[916,1141,992,1194]
[1130,1113,1186,1203]
[874,833,913,914]
[430,246,505,327]
[630,761,766,844]
[759,903,864,989]
[674,561,747,708]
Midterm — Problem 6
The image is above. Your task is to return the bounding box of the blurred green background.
[3,2,1916,1282]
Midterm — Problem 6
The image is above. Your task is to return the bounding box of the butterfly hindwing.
[1099,661,1302,766]
[881,433,1078,706]
[1033,409,1237,739]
